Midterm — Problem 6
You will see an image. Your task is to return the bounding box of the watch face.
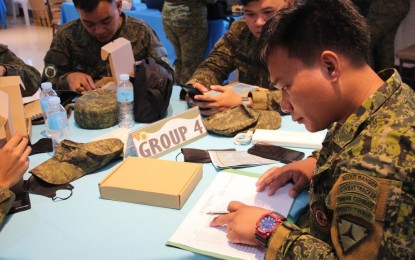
[259,215,277,232]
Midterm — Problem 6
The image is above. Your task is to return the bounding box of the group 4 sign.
[125,107,207,158]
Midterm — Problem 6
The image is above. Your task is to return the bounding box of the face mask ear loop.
[52,189,73,202]
[24,176,33,192]
[175,151,183,162]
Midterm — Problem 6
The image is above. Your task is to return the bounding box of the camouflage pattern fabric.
[266,69,415,259]
[30,138,124,185]
[0,185,15,227]
[162,1,209,85]
[42,13,173,91]
[186,18,283,113]
[203,104,281,136]
[0,43,41,97]
[187,18,270,89]
[74,89,118,129]
[365,0,410,71]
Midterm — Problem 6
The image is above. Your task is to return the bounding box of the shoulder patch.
[44,65,57,78]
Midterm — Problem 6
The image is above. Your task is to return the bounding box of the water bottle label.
[117,88,134,102]
[49,111,69,130]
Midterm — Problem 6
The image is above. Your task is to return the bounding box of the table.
[60,2,231,64]
[0,86,314,259]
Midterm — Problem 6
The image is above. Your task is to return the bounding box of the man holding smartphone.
[210,0,415,258]
[186,0,293,116]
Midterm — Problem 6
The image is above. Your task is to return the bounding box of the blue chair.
[145,0,164,11]
[0,0,7,28]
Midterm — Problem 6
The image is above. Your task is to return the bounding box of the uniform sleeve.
[266,221,337,259]
[139,24,175,81]
[187,27,237,88]
[0,46,41,97]
[41,27,73,91]
[0,185,15,227]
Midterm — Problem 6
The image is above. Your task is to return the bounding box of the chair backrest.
[46,0,65,22]
[28,0,51,27]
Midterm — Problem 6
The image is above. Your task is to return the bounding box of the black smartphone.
[8,191,31,214]
[247,143,305,164]
[56,90,81,106]
[180,84,203,99]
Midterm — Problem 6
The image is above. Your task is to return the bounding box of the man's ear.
[116,0,123,13]
[320,51,340,82]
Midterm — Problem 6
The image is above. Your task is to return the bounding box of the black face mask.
[26,175,74,201]
[179,148,236,163]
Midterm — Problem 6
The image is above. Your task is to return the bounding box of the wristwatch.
[255,212,286,248]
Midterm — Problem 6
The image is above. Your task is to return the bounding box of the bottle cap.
[119,74,130,81]
[41,82,53,90]
[48,96,61,105]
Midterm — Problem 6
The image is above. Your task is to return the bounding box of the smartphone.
[8,191,31,214]
[56,90,81,106]
[180,84,203,99]
[247,143,305,164]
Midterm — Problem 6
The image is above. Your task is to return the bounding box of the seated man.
[187,0,293,116]
[42,0,173,93]
[210,0,415,258]
[0,132,31,226]
[0,44,41,97]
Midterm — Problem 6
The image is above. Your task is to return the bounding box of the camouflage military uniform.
[366,0,410,71]
[0,44,40,97]
[42,13,172,90]
[162,0,210,85]
[0,185,15,226]
[187,18,281,111]
[266,69,415,259]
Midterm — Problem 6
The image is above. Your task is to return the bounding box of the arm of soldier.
[0,48,41,97]
[0,132,31,226]
[209,201,336,259]
[191,85,246,116]
[188,30,238,88]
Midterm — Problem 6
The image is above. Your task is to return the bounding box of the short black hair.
[258,0,370,68]
[73,0,114,12]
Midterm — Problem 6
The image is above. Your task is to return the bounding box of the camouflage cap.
[29,138,123,185]
[203,105,282,136]
[74,89,118,129]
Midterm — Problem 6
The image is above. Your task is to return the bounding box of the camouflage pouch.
[74,89,118,129]
[203,105,281,136]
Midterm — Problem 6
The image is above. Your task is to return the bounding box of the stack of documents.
[252,129,325,149]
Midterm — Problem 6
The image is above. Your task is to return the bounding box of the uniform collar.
[331,68,402,148]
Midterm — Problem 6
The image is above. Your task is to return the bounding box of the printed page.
[208,151,278,169]
[167,170,294,259]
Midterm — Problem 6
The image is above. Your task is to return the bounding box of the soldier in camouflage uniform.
[351,0,410,72]
[0,132,31,226]
[210,1,415,258]
[162,0,213,99]
[42,0,173,93]
[0,44,40,97]
[186,0,292,116]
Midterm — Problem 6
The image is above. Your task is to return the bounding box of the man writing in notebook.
[210,0,415,258]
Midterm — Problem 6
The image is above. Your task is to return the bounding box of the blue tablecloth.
[0,0,7,29]
[0,86,311,259]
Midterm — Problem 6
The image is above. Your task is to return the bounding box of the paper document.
[208,150,279,169]
[167,170,294,259]
[252,129,325,149]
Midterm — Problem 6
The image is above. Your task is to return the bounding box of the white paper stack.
[252,129,325,149]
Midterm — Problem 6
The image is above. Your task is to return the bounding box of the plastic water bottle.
[117,74,134,128]
[47,97,70,153]
[39,82,58,137]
